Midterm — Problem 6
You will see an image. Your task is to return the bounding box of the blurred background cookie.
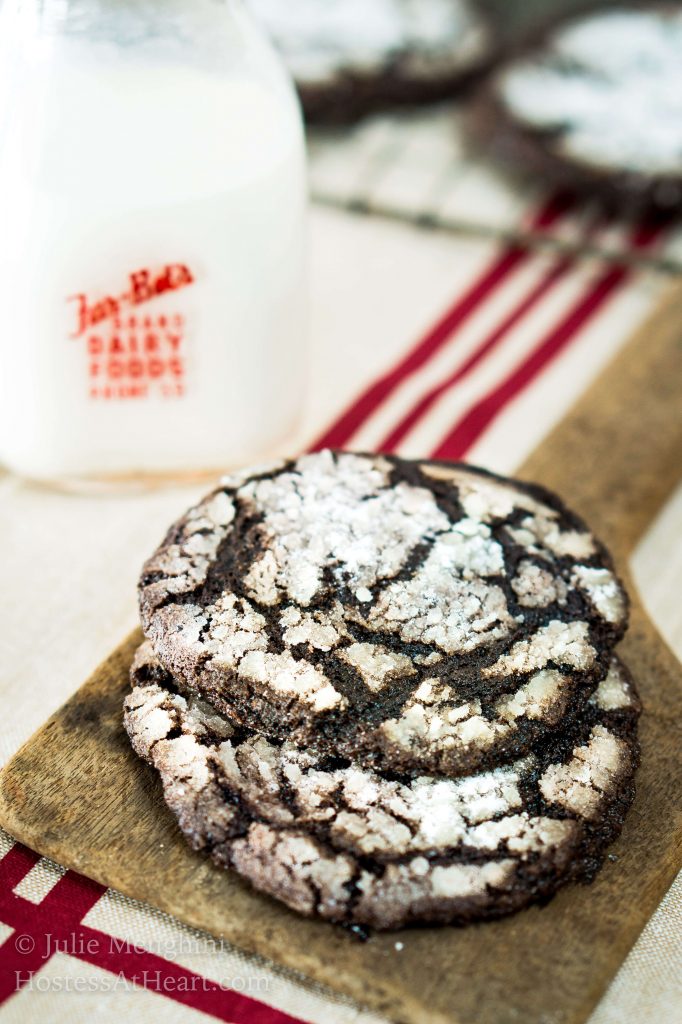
[479,4,682,210]
[247,0,494,122]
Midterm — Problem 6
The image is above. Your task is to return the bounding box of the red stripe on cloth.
[379,251,576,453]
[0,847,48,1004]
[311,191,574,451]
[38,869,107,922]
[0,868,304,1024]
[0,844,40,892]
[0,867,105,1003]
[0,926,50,1004]
[431,217,669,462]
[75,929,304,1024]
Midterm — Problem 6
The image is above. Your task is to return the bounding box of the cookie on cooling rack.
[125,645,640,930]
[247,0,493,123]
[484,4,682,209]
[138,451,628,777]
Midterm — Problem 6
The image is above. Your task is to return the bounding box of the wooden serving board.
[2,288,682,1024]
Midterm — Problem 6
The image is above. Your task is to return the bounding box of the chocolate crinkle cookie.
[485,5,682,209]
[138,451,628,777]
[124,645,640,930]
[246,0,493,123]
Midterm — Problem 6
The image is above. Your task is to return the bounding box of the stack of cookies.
[124,450,640,930]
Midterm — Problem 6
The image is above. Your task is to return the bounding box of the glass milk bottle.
[0,0,307,487]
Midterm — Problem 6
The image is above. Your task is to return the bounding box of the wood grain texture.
[2,287,682,1024]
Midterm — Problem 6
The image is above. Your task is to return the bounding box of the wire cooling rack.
[308,105,682,273]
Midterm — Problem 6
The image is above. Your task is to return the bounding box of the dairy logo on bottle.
[67,263,195,401]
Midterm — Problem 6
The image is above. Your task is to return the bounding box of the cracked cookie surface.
[124,644,640,930]
[138,451,628,776]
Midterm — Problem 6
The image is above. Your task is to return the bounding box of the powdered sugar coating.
[140,490,235,612]
[241,454,450,607]
[540,726,630,819]
[124,646,639,929]
[138,451,628,776]
[589,657,639,712]
[498,8,682,178]
[338,643,415,692]
[572,566,628,625]
[481,621,596,678]
[512,559,568,607]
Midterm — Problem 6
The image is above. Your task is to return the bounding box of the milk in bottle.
[0,0,307,485]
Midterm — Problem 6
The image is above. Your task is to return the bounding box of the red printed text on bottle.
[67,263,194,401]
